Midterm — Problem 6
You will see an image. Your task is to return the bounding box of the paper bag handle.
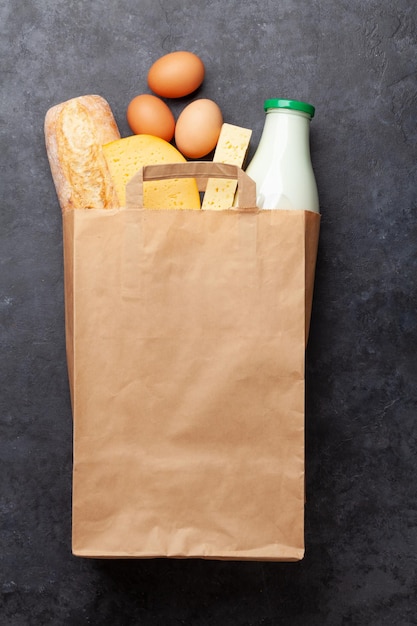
[125,162,257,210]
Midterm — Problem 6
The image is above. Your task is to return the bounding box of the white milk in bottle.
[245,99,319,212]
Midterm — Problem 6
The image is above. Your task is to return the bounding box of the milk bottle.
[245,99,319,212]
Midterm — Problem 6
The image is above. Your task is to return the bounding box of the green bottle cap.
[264,98,315,118]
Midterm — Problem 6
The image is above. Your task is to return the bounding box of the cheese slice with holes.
[202,123,252,210]
[103,134,200,209]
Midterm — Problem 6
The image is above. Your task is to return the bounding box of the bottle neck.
[260,108,311,153]
[264,108,311,124]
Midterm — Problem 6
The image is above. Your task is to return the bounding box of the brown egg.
[126,94,175,142]
[175,99,223,159]
[148,51,205,99]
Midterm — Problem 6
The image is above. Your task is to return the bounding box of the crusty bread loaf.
[44,95,121,212]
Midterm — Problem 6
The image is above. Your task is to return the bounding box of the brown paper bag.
[62,162,320,561]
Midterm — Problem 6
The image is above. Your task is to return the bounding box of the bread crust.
[45,95,121,211]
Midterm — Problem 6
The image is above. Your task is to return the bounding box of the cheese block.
[201,123,252,210]
[44,95,120,211]
[103,135,201,210]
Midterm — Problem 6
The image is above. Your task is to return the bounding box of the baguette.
[44,95,121,212]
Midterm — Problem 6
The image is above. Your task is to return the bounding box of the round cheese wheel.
[102,135,200,209]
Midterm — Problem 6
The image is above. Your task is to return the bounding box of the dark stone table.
[1,1,416,623]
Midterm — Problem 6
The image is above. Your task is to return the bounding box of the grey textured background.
[1,0,416,624]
